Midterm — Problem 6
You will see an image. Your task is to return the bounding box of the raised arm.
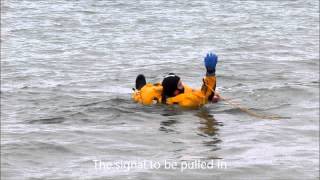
[201,53,218,101]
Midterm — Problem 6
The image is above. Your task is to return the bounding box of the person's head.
[161,73,184,102]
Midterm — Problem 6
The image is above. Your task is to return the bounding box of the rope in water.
[205,84,285,120]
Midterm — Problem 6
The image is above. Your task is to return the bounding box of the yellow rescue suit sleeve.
[200,75,217,100]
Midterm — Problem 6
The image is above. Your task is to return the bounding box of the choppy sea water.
[1,0,319,179]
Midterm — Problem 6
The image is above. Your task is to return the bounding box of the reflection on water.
[160,105,183,117]
[196,108,222,137]
[159,107,223,151]
[159,118,179,134]
[196,108,223,151]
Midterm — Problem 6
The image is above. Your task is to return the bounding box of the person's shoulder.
[182,84,193,93]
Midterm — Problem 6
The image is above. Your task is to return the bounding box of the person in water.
[132,52,220,108]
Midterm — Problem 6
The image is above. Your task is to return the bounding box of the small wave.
[33,142,73,153]
[77,97,132,107]
[77,100,109,107]
[27,117,65,124]
[203,138,222,147]
[214,107,245,115]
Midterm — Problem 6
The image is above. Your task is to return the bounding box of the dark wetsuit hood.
[161,73,184,103]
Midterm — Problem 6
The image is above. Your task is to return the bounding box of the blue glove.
[204,52,218,75]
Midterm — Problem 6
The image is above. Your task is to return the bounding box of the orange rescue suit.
[132,75,216,108]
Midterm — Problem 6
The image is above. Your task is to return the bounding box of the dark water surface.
[1,0,319,179]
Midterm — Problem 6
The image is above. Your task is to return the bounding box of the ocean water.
[1,0,319,179]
